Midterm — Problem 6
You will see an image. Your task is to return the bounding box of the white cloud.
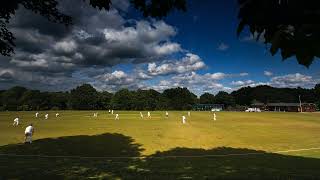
[264,71,273,76]
[147,53,205,76]
[217,42,229,51]
[270,73,317,88]
[239,72,249,76]
[95,70,135,85]
[53,40,77,53]
[206,72,227,80]
[231,80,255,86]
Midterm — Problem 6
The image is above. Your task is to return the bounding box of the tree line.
[0,84,319,111]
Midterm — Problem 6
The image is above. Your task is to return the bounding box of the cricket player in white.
[56,113,59,118]
[147,111,151,118]
[24,124,34,143]
[115,114,119,120]
[182,116,186,124]
[213,113,217,121]
[13,117,19,126]
[108,109,111,113]
[111,110,114,114]
[35,112,39,118]
[165,111,169,118]
[140,112,143,119]
[45,113,48,120]
[188,111,191,117]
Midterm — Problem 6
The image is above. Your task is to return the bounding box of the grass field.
[1,111,320,179]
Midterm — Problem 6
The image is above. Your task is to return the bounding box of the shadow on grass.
[0,133,144,179]
[1,134,320,179]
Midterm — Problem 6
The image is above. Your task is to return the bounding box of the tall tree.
[111,88,134,110]
[199,93,215,104]
[1,86,27,110]
[70,84,99,110]
[315,84,320,109]
[237,0,320,67]
[214,91,235,107]
[97,91,113,109]
[162,87,197,110]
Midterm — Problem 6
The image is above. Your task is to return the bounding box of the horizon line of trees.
[0,84,319,111]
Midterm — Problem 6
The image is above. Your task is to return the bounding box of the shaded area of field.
[1,133,320,179]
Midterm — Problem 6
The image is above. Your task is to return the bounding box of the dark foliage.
[0,83,319,110]
[238,0,320,67]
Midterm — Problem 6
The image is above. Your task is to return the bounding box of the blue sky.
[0,0,319,95]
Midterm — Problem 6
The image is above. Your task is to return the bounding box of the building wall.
[266,105,316,112]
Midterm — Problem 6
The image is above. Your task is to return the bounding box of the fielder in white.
[45,114,49,120]
[182,115,186,124]
[165,111,169,118]
[147,111,151,118]
[188,111,191,117]
[56,113,59,118]
[108,109,111,113]
[35,112,39,118]
[115,114,119,120]
[140,112,143,119]
[213,113,217,121]
[24,124,34,143]
[111,110,114,114]
[13,117,19,126]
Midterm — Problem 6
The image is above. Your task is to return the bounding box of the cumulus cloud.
[230,73,319,90]
[264,71,273,76]
[270,73,318,88]
[0,0,193,91]
[231,80,255,86]
[147,53,205,76]
[95,70,135,86]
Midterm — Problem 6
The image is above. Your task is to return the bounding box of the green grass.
[1,111,320,179]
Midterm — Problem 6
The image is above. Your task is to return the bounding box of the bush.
[51,106,60,110]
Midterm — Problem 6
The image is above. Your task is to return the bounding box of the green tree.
[199,92,215,104]
[315,84,320,110]
[97,91,113,109]
[1,86,27,110]
[111,89,133,110]
[315,84,320,99]
[214,91,235,107]
[20,90,43,110]
[237,0,320,67]
[49,92,69,110]
[162,87,197,110]
[70,84,98,110]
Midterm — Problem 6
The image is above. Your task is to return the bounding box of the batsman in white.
[24,123,34,143]
[35,112,39,118]
[115,113,119,120]
[13,117,19,126]
[56,113,59,118]
[147,111,151,118]
[140,112,143,119]
[45,113,49,120]
[213,113,217,121]
[182,115,186,124]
